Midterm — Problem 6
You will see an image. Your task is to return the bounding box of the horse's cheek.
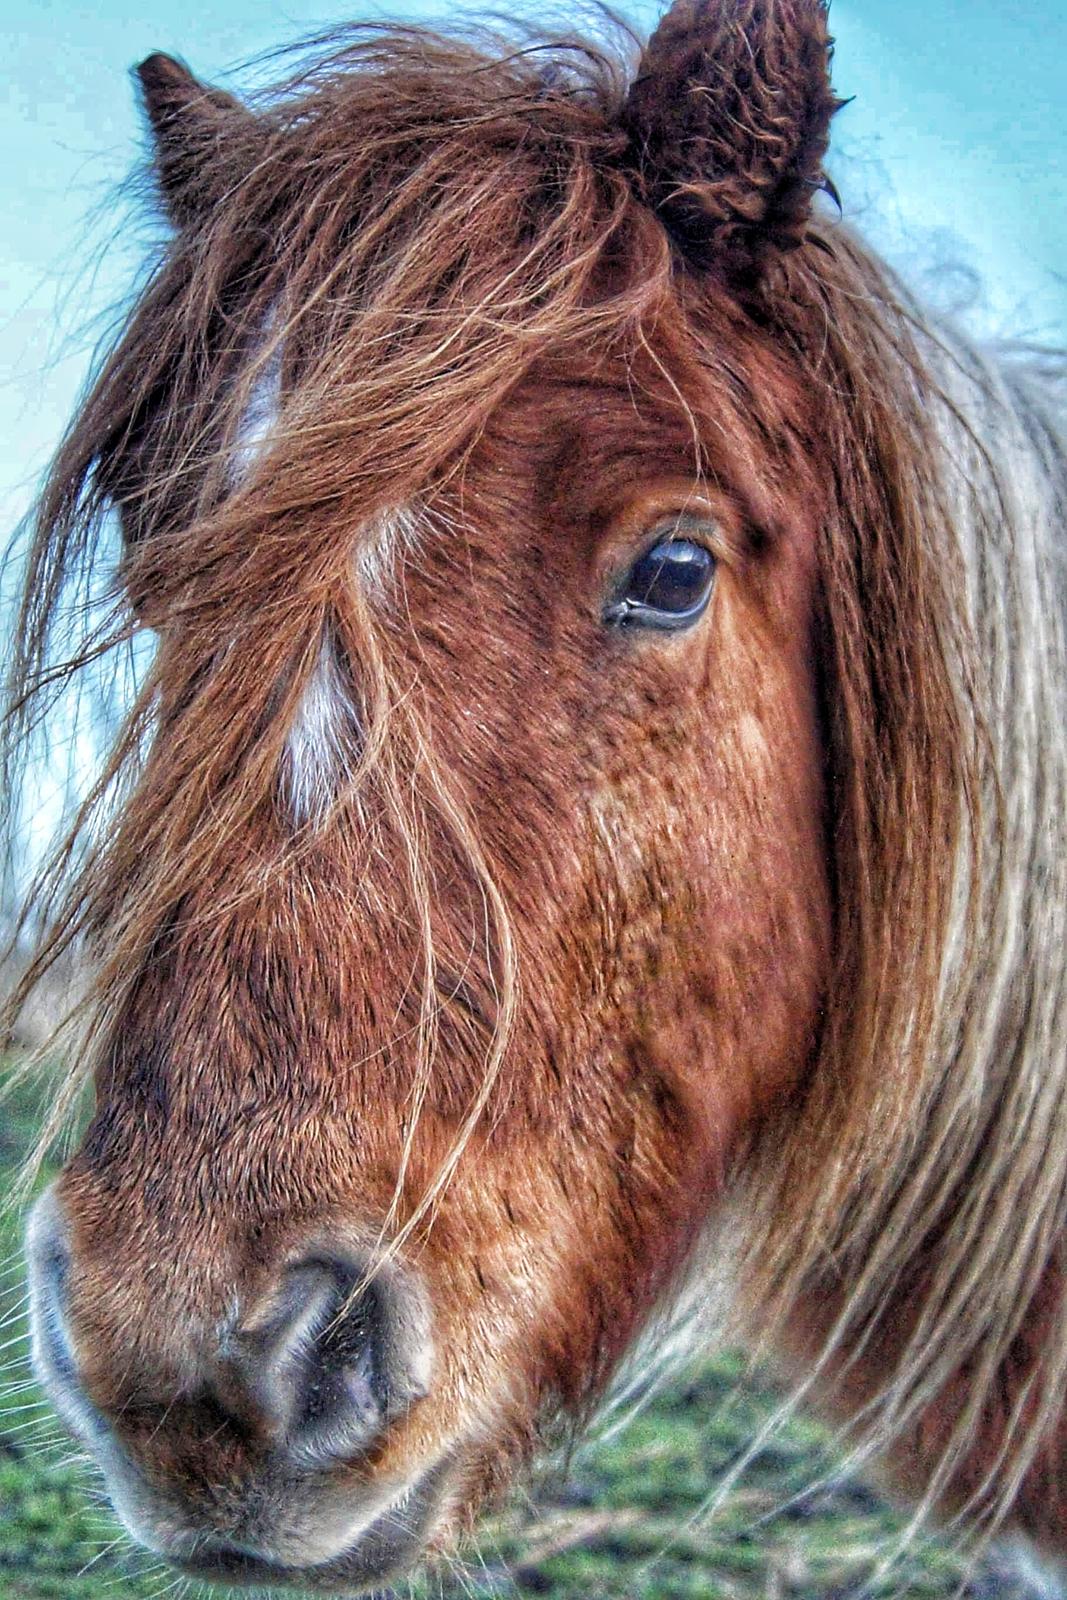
[578,567,828,1165]
[461,634,832,1416]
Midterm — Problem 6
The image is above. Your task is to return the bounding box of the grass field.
[0,1066,1051,1600]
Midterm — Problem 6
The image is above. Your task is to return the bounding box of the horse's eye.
[604,536,717,631]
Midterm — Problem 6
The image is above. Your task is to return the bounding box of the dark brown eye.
[604,536,717,631]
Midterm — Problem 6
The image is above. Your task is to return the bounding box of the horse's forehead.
[227,304,705,503]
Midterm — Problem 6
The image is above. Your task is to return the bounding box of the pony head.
[10,1,1010,1589]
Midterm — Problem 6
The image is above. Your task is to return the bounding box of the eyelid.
[646,511,750,566]
[648,512,716,542]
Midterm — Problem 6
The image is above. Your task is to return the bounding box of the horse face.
[27,346,830,1587]
[25,5,841,1590]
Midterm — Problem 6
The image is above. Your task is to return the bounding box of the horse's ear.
[620,0,845,279]
[136,53,256,226]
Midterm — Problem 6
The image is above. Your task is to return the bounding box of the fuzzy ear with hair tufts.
[136,52,257,227]
[620,0,845,278]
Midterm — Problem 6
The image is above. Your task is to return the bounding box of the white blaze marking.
[285,636,358,825]
[355,506,422,597]
[230,334,283,485]
[283,510,421,823]
[229,333,423,822]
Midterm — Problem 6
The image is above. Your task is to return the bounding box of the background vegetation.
[0,1065,1051,1599]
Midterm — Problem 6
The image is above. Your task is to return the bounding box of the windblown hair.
[4,11,1067,1548]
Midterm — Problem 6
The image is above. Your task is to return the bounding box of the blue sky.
[3,0,1064,535]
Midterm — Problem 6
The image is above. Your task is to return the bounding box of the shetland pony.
[4,1,1066,1590]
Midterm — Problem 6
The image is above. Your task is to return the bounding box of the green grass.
[0,1066,1047,1600]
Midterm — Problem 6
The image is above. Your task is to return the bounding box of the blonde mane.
[741,309,1067,1537]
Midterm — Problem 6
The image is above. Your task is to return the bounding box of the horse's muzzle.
[164,1456,453,1592]
[25,1186,446,1591]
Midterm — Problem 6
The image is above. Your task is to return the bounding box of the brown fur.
[3,2,1065,1584]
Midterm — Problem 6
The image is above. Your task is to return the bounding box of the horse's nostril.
[27,1192,433,1477]
[228,1253,429,1467]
